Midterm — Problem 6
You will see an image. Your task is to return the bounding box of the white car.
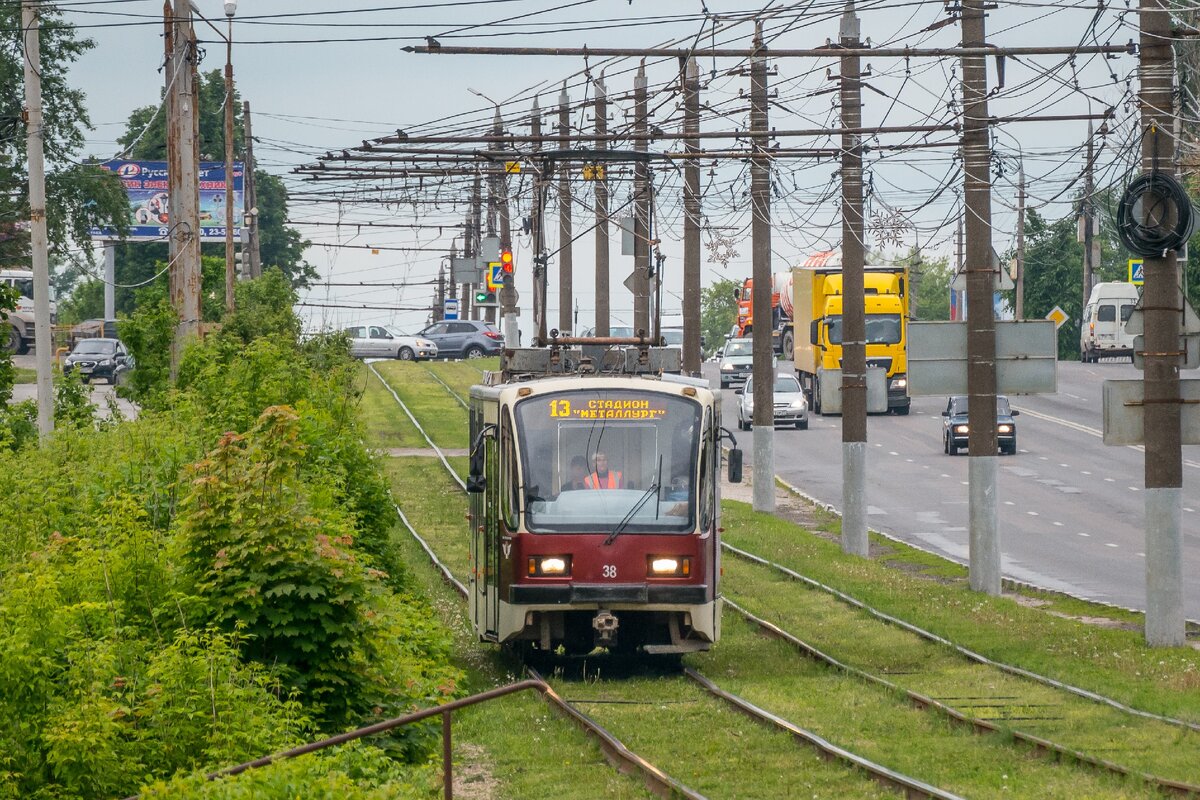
[344,325,438,360]
[735,373,809,430]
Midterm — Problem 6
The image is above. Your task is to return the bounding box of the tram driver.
[585,451,624,489]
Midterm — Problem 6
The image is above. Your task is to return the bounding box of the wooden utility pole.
[840,1,869,557]
[1139,0,1185,646]
[558,83,573,335]
[1016,160,1025,319]
[436,262,446,321]
[531,98,548,344]
[223,21,235,312]
[962,0,1001,596]
[22,0,52,439]
[470,175,483,321]
[750,22,775,514]
[243,101,261,278]
[594,73,610,336]
[682,57,702,375]
[1083,124,1097,314]
[633,62,651,336]
[170,0,202,374]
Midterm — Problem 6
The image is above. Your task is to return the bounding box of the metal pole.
[750,23,775,514]
[104,241,116,320]
[496,107,518,346]
[633,62,651,336]
[1016,160,1025,319]
[442,709,453,800]
[840,2,869,557]
[962,0,1001,596]
[594,73,610,336]
[558,83,573,335]
[1139,0,1185,646]
[224,14,235,312]
[682,57,702,376]
[22,0,52,440]
[242,101,261,278]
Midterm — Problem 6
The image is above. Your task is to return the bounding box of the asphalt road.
[707,359,1200,619]
[8,354,138,420]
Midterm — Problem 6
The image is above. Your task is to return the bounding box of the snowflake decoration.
[705,230,739,268]
[869,207,911,249]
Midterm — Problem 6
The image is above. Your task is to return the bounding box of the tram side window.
[501,412,520,530]
[698,409,715,532]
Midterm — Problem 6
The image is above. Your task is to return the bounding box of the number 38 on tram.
[466,364,742,657]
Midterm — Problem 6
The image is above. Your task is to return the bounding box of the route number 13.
[549,399,572,417]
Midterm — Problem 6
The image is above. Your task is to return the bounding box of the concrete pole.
[1083,124,1096,315]
[495,108,518,345]
[223,17,235,312]
[103,242,116,320]
[558,83,574,335]
[962,0,1001,596]
[594,73,610,336]
[531,97,548,344]
[242,101,261,278]
[22,0,53,440]
[840,2,869,557]
[1139,0,1185,646]
[633,62,651,336]
[750,23,775,514]
[683,58,702,376]
[1015,161,1025,319]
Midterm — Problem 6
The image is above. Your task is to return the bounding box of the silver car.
[718,337,754,388]
[735,373,809,430]
[344,325,438,360]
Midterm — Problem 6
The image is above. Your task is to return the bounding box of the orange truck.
[734,253,836,356]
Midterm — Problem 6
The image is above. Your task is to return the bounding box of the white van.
[1080,282,1139,363]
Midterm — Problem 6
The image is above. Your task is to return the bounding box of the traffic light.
[500,249,514,274]
[474,287,497,307]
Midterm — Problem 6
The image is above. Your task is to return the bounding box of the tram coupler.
[592,610,619,647]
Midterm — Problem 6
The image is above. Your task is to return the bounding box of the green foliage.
[701,277,740,354]
[221,268,302,345]
[1021,208,1085,359]
[117,297,177,402]
[54,370,96,430]
[896,249,952,321]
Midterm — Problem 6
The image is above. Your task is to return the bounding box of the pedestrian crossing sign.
[1128,258,1144,286]
[486,263,503,291]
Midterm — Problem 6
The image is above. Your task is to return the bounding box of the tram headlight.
[648,556,691,577]
[528,556,570,576]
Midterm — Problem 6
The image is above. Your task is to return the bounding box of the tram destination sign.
[544,397,668,421]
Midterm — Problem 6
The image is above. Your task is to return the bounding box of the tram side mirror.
[727,448,743,484]
[466,424,495,494]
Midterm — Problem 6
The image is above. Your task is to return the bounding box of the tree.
[700,277,740,355]
[60,70,314,322]
[0,6,128,268]
[893,248,952,321]
[1022,208,1084,359]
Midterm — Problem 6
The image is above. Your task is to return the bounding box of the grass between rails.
[691,613,1152,799]
[721,557,1199,790]
[356,366,427,449]
[425,359,494,402]
[721,501,1200,723]
[373,361,470,451]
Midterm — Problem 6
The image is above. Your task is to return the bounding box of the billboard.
[89,160,244,242]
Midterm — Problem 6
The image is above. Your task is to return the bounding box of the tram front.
[469,375,725,656]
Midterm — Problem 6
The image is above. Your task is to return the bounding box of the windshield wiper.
[604,456,662,546]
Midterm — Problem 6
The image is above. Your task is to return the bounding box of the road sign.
[908,320,1058,396]
[505,161,522,174]
[450,256,483,284]
[486,263,503,291]
[1128,258,1144,285]
[949,248,1014,292]
[1102,379,1200,445]
[443,298,459,320]
[1045,305,1068,329]
[583,164,606,181]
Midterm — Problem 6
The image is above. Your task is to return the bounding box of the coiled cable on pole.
[1115,171,1196,257]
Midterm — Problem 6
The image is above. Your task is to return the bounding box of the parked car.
[416,319,503,359]
[941,394,1019,455]
[62,337,133,384]
[344,325,438,360]
[735,373,809,430]
[578,325,637,338]
[717,337,755,388]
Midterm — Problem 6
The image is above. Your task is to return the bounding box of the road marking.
[1104,477,1115,482]
[1137,552,1145,557]
[1185,507,1196,513]
[1013,404,1200,470]
[1059,463,1069,468]
[1053,521,1064,526]
[905,458,914,462]
[1078,532,1090,537]
[1004,500,1015,506]
[1105,543,1119,548]
[960,480,969,486]
[1081,470,1092,475]
[1039,456,1048,461]
[889,451,900,456]
[941,473,951,478]
[1129,486,1140,492]
[1027,510,1039,516]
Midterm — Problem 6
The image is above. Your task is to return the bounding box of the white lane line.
[1014,404,1200,470]
[905,458,914,463]
[1004,500,1015,506]
[1105,543,1119,548]
[1078,532,1091,537]
[1027,510,1039,516]
[1104,477,1115,482]
[1039,456,1048,461]
[1129,486,1140,492]
[1186,507,1196,513]
[1137,552,1146,557]
[1059,463,1069,468]
[1053,521,1064,526]
[1081,470,1092,475]
[941,474,951,478]
[889,451,900,456]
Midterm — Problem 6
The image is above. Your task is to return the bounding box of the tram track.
[371,362,1200,797]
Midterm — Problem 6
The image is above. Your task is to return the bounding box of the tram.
[466,344,742,657]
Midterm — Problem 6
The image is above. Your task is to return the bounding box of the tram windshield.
[514,389,703,534]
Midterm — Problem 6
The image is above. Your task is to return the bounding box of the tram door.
[480,423,501,640]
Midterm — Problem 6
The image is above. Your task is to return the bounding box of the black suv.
[941,395,1019,455]
[416,320,504,359]
[62,337,134,384]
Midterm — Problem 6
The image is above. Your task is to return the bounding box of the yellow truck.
[792,263,911,415]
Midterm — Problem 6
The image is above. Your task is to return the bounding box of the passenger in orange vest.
[585,452,623,489]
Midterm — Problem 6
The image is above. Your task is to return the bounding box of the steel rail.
[419,363,470,410]
[368,361,466,491]
[526,667,709,800]
[394,502,468,598]
[722,541,1200,735]
[684,668,967,800]
[724,598,1200,798]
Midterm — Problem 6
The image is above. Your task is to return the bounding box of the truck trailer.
[791,262,911,415]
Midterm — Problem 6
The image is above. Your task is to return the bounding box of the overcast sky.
[59,0,1143,336]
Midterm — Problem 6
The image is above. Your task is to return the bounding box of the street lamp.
[224,0,237,312]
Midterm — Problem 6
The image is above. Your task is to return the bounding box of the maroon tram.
[466,347,741,657]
